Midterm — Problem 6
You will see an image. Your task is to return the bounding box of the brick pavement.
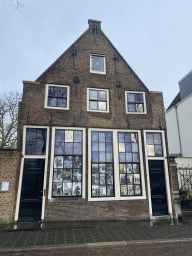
[1,221,192,251]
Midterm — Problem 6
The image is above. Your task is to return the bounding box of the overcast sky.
[1,0,192,108]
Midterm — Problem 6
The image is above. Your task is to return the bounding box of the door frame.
[143,130,173,219]
[15,125,49,221]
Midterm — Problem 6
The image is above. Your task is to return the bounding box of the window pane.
[106,143,112,152]
[99,142,105,151]
[26,142,36,155]
[65,131,73,142]
[99,132,105,142]
[98,101,107,111]
[147,145,155,156]
[49,86,57,97]
[36,142,46,155]
[106,132,112,142]
[118,133,124,142]
[91,56,104,72]
[146,133,154,144]
[136,104,143,112]
[90,101,97,110]
[128,103,135,112]
[135,93,143,103]
[92,142,98,151]
[48,97,57,107]
[155,145,163,156]
[89,90,97,100]
[55,130,65,142]
[154,133,162,144]
[73,143,82,155]
[55,142,64,155]
[92,132,98,141]
[58,98,67,107]
[26,129,36,141]
[98,91,106,101]
[58,87,67,98]
[74,131,82,142]
[64,143,73,155]
[127,93,135,102]
[25,129,47,155]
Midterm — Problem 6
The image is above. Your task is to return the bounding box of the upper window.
[146,133,163,157]
[44,84,70,110]
[125,91,147,114]
[87,88,109,113]
[25,128,47,155]
[90,55,106,74]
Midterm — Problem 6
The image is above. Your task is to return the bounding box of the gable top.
[35,19,149,92]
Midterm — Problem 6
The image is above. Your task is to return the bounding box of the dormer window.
[90,55,106,74]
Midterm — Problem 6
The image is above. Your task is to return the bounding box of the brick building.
[13,19,177,222]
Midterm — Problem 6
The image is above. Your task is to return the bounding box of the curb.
[1,238,192,252]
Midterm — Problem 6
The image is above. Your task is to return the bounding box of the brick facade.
[0,150,19,221]
[11,19,180,222]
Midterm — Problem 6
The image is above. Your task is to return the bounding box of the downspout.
[174,105,182,156]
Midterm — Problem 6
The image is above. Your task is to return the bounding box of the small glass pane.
[126,153,132,162]
[106,143,112,152]
[119,153,125,162]
[155,145,163,156]
[92,174,99,185]
[127,175,134,184]
[92,142,98,151]
[48,97,57,107]
[119,143,125,152]
[154,133,162,144]
[36,142,45,155]
[121,185,127,195]
[36,130,46,141]
[92,164,99,174]
[106,164,113,173]
[55,130,64,142]
[99,152,105,162]
[98,91,106,101]
[133,153,139,162]
[26,142,36,155]
[136,104,143,112]
[92,185,100,196]
[92,152,99,162]
[48,86,57,97]
[53,169,63,182]
[55,142,64,155]
[131,133,137,142]
[91,56,104,72]
[135,185,141,195]
[73,170,81,182]
[125,133,131,142]
[132,143,138,152]
[99,142,105,151]
[58,98,67,107]
[147,145,155,156]
[134,174,140,184]
[73,156,82,168]
[99,133,105,142]
[73,143,82,155]
[106,133,112,142]
[120,174,126,184]
[64,156,73,168]
[63,183,72,196]
[73,182,81,196]
[90,101,97,110]
[107,185,114,196]
[54,156,63,168]
[65,131,73,142]
[98,101,107,111]
[126,164,133,173]
[99,164,105,173]
[127,93,135,102]
[133,164,140,174]
[125,143,132,152]
[64,143,73,155]
[128,103,135,112]
[26,129,36,141]
[128,185,134,195]
[118,133,124,143]
[100,185,106,196]
[146,133,153,144]
[58,87,67,98]
[100,174,105,185]
[63,169,72,182]
[120,164,126,173]
[89,90,97,100]
[135,93,143,103]
[92,131,98,141]
[74,131,82,142]
[106,153,112,162]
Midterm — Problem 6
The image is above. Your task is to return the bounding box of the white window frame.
[143,130,173,219]
[87,88,109,113]
[44,84,70,110]
[90,54,106,74]
[88,128,146,201]
[15,125,50,221]
[48,127,86,200]
[125,91,147,114]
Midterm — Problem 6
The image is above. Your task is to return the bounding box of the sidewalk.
[0,218,192,252]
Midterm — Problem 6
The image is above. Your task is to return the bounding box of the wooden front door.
[18,159,45,222]
[148,160,168,216]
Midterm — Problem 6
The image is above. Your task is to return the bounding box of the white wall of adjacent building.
[166,93,192,158]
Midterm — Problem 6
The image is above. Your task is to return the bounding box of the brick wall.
[0,149,19,221]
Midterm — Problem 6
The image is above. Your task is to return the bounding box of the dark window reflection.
[25,129,47,155]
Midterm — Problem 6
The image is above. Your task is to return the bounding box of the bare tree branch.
[10,0,24,10]
[0,91,20,149]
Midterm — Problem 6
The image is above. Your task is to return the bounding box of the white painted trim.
[90,54,106,75]
[48,127,86,200]
[143,130,173,219]
[88,128,146,202]
[125,91,147,115]
[87,88,110,113]
[14,125,49,221]
[44,84,70,110]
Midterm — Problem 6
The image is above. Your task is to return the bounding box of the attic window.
[87,88,109,113]
[125,91,147,114]
[90,55,106,74]
[44,84,70,110]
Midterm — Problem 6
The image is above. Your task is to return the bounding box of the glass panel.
[99,152,105,162]
[26,129,36,141]
[74,131,82,142]
[92,174,99,185]
[135,93,143,103]
[99,142,105,151]
[155,145,163,156]
[52,183,63,196]
[36,142,45,155]
[48,97,57,107]
[92,131,98,141]
[120,174,126,184]
[26,142,36,155]
[128,185,134,195]
[146,133,153,144]
[154,133,162,144]
[135,185,141,195]
[54,156,63,168]
[58,87,67,98]
[25,129,47,155]
[92,142,98,151]
[58,98,67,107]
[126,164,133,173]
[63,169,72,182]
[126,153,132,162]
[36,130,45,141]
[98,101,107,111]
[99,132,105,142]
[90,101,97,110]
[64,156,73,168]
[132,143,138,152]
[136,104,143,112]
[147,145,155,156]
[128,103,136,112]
[63,183,72,196]
[119,153,125,162]
[118,133,124,143]
[107,185,114,196]
[100,174,105,185]
[100,185,106,196]
[127,93,135,102]
[92,185,100,196]
[98,91,106,101]
[73,143,82,155]
[92,164,99,174]
[73,156,82,168]
[125,133,131,142]
[55,142,64,155]
[92,152,99,162]
[89,90,97,100]
[73,170,81,182]
[119,143,125,152]
[131,133,137,142]
[125,143,132,152]
[73,182,81,196]
[55,130,64,142]
[106,143,112,152]
[53,169,63,182]
[106,132,112,142]
[107,174,113,184]
[65,131,73,142]
[121,185,127,195]
[106,153,112,162]
[91,56,104,72]
[133,153,139,162]
[48,86,57,97]
[119,164,126,173]
[64,143,73,155]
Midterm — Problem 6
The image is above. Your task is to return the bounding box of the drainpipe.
[174,105,182,157]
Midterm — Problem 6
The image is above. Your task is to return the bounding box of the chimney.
[88,19,101,29]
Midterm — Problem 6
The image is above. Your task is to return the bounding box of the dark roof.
[166,92,181,111]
